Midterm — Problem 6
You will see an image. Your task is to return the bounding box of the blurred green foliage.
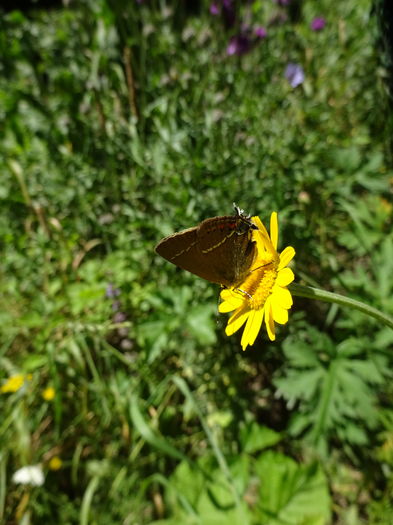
[1,0,393,523]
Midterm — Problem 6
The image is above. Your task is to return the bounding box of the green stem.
[289,283,393,330]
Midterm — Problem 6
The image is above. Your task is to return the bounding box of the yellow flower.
[1,374,32,394]
[219,212,295,349]
[48,456,62,471]
[42,387,56,401]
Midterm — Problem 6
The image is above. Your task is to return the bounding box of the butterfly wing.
[155,214,257,287]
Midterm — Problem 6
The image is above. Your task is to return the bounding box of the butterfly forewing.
[155,211,257,287]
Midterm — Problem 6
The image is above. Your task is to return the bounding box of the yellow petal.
[270,212,278,251]
[42,387,55,401]
[240,310,255,350]
[1,374,25,393]
[276,267,295,287]
[252,216,274,253]
[241,309,264,350]
[271,303,288,325]
[219,301,240,313]
[271,286,293,309]
[254,234,270,256]
[264,297,276,341]
[218,292,243,313]
[278,246,295,270]
[251,216,268,237]
[225,306,250,336]
[220,289,234,301]
[48,456,62,470]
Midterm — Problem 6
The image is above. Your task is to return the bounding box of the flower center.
[240,262,278,310]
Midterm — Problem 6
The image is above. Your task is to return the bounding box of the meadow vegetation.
[1,0,393,523]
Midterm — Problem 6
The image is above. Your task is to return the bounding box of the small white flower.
[12,465,44,486]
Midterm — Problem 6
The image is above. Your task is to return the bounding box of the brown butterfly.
[155,205,258,288]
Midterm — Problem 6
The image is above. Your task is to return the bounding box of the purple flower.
[210,2,220,15]
[106,283,121,299]
[284,63,305,88]
[275,0,290,5]
[113,311,127,323]
[310,17,326,31]
[227,34,252,56]
[255,26,267,39]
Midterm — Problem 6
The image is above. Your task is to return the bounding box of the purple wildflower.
[113,311,127,323]
[310,17,326,31]
[106,283,121,299]
[284,63,305,88]
[227,34,252,56]
[255,26,267,39]
[275,0,290,5]
[210,3,220,15]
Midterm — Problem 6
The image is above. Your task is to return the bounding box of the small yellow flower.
[1,374,31,394]
[219,212,295,349]
[48,456,62,471]
[42,387,56,401]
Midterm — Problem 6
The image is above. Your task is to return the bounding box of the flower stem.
[289,283,393,330]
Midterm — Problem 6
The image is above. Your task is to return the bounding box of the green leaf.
[129,396,188,463]
[154,456,252,525]
[254,451,331,524]
[240,422,282,454]
[275,327,389,450]
[186,304,217,345]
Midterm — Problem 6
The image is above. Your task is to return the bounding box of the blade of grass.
[171,375,242,508]
[80,475,100,525]
[129,396,189,463]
